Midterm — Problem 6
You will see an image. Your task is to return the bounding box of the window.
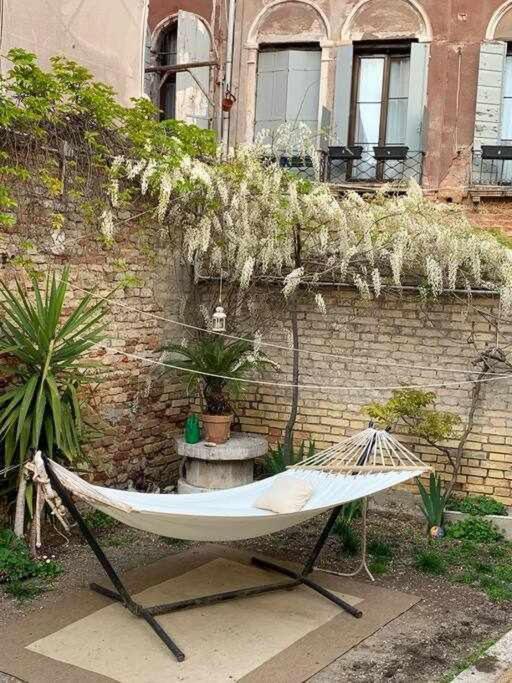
[157,22,178,120]
[254,45,321,142]
[349,43,411,180]
[502,47,512,143]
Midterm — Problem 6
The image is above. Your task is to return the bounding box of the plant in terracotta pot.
[163,335,276,444]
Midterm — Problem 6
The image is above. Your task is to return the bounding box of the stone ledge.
[176,433,268,461]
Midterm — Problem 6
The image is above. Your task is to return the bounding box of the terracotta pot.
[202,413,233,444]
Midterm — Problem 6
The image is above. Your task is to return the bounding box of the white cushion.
[253,477,314,514]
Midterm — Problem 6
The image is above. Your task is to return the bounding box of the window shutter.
[254,51,289,138]
[332,45,354,145]
[286,50,321,132]
[474,41,508,149]
[405,42,429,151]
[176,10,211,128]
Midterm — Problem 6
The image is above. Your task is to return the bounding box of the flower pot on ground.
[162,334,276,445]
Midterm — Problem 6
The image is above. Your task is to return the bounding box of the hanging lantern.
[212,305,227,332]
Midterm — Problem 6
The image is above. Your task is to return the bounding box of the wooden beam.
[145,60,217,75]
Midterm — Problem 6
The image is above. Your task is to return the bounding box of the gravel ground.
[1,509,511,683]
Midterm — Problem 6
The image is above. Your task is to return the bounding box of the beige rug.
[1,545,420,683]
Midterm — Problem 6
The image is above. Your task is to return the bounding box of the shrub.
[368,539,393,561]
[83,509,116,530]
[414,550,447,575]
[331,501,363,557]
[369,559,391,575]
[0,529,62,596]
[447,495,508,517]
[446,517,504,543]
[264,439,315,475]
[417,472,447,529]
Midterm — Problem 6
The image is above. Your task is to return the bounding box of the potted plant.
[163,335,276,444]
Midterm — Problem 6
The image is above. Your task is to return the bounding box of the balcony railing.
[326,146,423,185]
[276,146,424,185]
[472,147,512,187]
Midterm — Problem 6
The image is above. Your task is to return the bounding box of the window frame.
[156,20,178,121]
[348,42,412,180]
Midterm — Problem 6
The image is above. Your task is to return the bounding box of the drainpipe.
[222,0,236,151]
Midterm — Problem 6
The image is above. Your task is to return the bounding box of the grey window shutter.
[176,10,211,128]
[254,51,289,138]
[405,42,430,151]
[332,45,354,145]
[286,50,321,132]
[474,41,508,149]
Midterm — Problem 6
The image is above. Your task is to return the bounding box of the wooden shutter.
[332,45,354,145]
[405,42,430,151]
[254,50,289,138]
[176,10,211,129]
[474,41,508,149]
[254,49,321,139]
[286,49,321,131]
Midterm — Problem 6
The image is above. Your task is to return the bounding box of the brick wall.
[235,289,512,505]
[0,201,187,489]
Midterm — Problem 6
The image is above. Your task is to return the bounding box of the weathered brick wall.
[235,289,512,505]
[0,202,188,489]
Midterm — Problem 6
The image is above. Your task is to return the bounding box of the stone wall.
[234,289,512,505]
[0,201,188,489]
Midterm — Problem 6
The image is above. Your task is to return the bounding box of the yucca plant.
[417,472,447,532]
[163,335,276,415]
[264,439,315,476]
[0,267,107,534]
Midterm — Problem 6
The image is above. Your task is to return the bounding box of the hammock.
[39,428,427,542]
[35,427,428,663]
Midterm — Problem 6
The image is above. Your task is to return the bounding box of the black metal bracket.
[42,457,363,662]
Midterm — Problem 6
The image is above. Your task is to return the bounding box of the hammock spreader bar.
[42,454,362,663]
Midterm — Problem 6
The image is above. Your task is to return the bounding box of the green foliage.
[162,335,276,415]
[83,509,116,530]
[264,439,315,475]
[0,48,215,231]
[368,539,393,561]
[447,495,508,517]
[446,517,503,543]
[0,528,62,599]
[331,501,362,557]
[365,389,460,442]
[417,472,447,528]
[0,268,107,506]
[414,549,447,575]
[368,559,391,575]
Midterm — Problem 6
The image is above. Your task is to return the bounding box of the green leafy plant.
[264,439,315,475]
[417,472,447,529]
[163,335,276,415]
[414,549,447,575]
[368,539,393,561]
[0,268,107,532]
[447,495,508,517]
[83,509,117,530]
[0,528,62,595]
[331,501,362,557]
[446,517,504,543]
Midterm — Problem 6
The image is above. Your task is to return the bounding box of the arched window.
[148,11,212,128]
[157,21,178,120]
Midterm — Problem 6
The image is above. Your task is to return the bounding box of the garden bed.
[1,508,511,683]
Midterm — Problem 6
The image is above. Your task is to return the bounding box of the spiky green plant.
[0,267,107,484]
[162,335,277,415]
[264,439,315,476]
[417,472,447,529]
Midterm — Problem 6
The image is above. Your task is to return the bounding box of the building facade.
[147,0,512,203]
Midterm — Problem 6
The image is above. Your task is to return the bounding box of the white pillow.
[253,477,314,514]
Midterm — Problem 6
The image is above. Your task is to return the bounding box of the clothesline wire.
[64,280,487,377]
[94,338,512,392]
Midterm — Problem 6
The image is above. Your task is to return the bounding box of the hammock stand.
[43,454,357,663]
[36,427,428,663]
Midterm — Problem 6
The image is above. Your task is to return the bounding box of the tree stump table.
[175,433,268,493]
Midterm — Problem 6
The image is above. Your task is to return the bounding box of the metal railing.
[271,148,424,185]
[326,148,424,185]
[472,149,512,187]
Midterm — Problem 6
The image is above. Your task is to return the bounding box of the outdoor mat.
[1,544,420,683]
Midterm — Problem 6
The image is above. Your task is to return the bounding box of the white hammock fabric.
[40,428,428,542]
